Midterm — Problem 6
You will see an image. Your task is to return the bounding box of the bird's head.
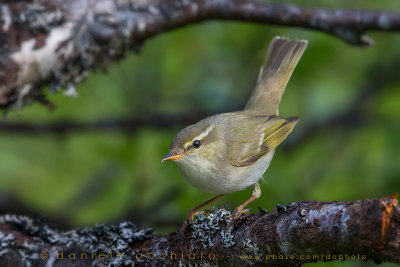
[162,117,218,163]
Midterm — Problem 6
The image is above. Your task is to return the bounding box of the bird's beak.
[162,152,184,162]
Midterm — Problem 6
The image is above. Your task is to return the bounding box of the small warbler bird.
[163,37,307,229]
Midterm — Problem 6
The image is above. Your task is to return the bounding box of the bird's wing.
[227,115,299,167]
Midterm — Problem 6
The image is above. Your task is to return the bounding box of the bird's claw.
[180,210,210,235]
[226,208,251,228]
[188,210,209,221]
[233,208,251,219]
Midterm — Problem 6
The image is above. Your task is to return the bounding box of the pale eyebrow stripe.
[183,124,214,149]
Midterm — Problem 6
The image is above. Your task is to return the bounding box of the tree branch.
[0,194,398,266]
[1,0,400,109]
[0,112,206,135]
[0,57,396,139]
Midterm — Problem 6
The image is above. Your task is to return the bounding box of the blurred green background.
[1,1,399,266]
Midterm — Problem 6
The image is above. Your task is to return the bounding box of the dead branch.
[0,194,398,266]
[1,0,400,109]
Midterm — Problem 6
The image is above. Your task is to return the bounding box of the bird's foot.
[180,210,209,235]
[188,210,209,221]
[226,207,251,228]
[232,207,251,220]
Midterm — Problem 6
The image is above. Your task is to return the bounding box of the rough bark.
[1,0,400,109]
[0,193,398,266]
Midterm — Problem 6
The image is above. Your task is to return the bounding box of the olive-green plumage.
[163,36,307,224]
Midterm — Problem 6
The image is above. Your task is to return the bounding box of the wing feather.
[229,116,299,167]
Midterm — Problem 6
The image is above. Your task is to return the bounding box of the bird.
[162,36,307,231]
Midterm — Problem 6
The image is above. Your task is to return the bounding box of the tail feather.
[245,37,307,116]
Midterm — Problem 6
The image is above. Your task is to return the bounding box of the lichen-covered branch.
[0,194,398,266]
[1,0,400,109]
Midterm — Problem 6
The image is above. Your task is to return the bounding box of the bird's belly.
[176,150,275,194]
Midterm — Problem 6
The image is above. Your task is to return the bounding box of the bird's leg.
[186,194,227,221]
[180,193,227,235]
[232,182,261,220]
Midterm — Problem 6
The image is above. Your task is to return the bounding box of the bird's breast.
[175,150,275,194]
[176,155,222,194]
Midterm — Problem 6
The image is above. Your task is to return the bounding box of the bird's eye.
[193,140,201,149]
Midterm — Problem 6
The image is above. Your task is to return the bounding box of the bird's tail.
[245,37,307,116]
